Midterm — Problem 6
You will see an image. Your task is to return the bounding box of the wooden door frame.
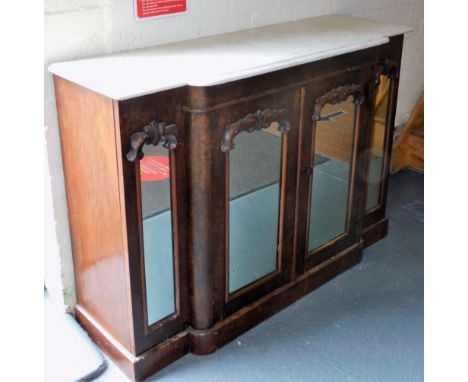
[295,69,374,274]
[363,59,401,230]
[213,89,302,317]
[115,90,190,355]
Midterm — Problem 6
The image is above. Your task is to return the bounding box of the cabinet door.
[363,61,400,228]
[210,89,301,317]
[296,70,372,272]
[117,90,190,355]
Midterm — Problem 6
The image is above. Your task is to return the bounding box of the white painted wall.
[44,0,424,308]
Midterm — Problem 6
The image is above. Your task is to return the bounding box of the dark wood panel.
[186,47,377,110]
[115,89,190,354]
[185,111,218,330]
[362,218,389,248]
[187,88,302,321]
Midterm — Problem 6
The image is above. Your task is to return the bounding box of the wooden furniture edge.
[75,305,189,382]
[362,218,389,248]
[54,75,137,352]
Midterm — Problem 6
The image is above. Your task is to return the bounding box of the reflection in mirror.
[140,144,175,325]
[228,124,282,293]
[308,96,356,252]
[366,75,390,210]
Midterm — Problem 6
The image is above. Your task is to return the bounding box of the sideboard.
[49,14,410,381]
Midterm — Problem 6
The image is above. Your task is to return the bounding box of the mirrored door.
[296,80,366,272]
[123,112,189,353]
[366,74,390,211]
[228,125,283,293]
[362,60,400,235]
[140,144,176,325]
[307,95,357,252]
[218,94,300,316]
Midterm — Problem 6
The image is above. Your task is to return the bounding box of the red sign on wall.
[135,0,187,20]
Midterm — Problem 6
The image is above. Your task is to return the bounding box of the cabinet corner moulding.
[127,120,178,162]
[374,59,400,84]
[221,108,290,152]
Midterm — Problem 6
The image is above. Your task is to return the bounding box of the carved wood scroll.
[374,59,400,85]
[127,120,178,162]
[221,108,290,152]
[312,84,365,122]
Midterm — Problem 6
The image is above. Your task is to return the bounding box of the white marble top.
[49,14,411,101]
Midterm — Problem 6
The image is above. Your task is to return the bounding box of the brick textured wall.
[44,0,423,307]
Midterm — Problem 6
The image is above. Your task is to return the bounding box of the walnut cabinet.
[53,26,404,381]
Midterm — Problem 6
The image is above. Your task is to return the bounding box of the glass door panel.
[140,144,176,325]
[308,96,356,251]
[366,75,390,211]
[228,127,282,293]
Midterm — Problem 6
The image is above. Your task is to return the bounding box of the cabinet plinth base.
[189,240,362,354]
[75,305,189,382]
[75,241,362,380]
[362,218,389,248]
